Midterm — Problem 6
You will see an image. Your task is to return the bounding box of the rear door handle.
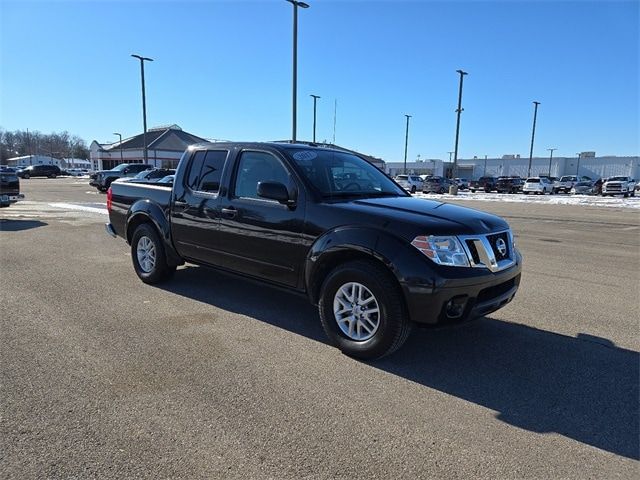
[221,207,237,218]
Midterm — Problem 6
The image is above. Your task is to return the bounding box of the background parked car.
[453,178,469,190]
[469,176,497,193]
[553,175,591,194]
[157,175,175,185]
[422,176,452,194]
[0,166,24,207]
[570,180,598,195]
[90,163,152,192]
[17,165,61,179]
[122,168,176,183]
[394,174,424,193]
[495,176,524,194]
[601,176,636,197]
[523,176,554,195]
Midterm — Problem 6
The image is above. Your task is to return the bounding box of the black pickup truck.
[106,142,522,359]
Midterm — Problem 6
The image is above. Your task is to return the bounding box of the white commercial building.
[5,155,60,167]
[455,153,639,180]
[90,124,207,171]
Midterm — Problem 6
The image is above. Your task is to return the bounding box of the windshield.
[608,176,627,181]
[526,178,540,183]
[110,164,129,172]
[287,149,406,199]
[395,175,408,180]
[560,176,576,181]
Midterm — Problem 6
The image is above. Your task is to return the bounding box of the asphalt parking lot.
[1,178,639,479]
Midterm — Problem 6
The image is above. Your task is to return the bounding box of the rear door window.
[186,151,206,190]
[197,150,228,193]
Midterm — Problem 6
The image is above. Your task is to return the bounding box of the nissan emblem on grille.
[496,237,507,257]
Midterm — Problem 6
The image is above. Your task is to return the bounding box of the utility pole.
[403,114,412,174]
[547,147,557,177]
[576,152,581,176]
[310,94,320,143]
[452,69,468,179]
[131,54,153,163]
[527,101,541,177]
[484,155,488,176]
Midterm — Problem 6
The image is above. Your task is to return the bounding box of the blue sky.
[1,0,638,161]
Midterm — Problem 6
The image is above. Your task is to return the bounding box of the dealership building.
[386,152,639,180]
[90,124,207,171]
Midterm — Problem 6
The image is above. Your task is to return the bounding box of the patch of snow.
[48,202,108,215]
[412,191,640,209]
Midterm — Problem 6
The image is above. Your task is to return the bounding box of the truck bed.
[109,180,173,239]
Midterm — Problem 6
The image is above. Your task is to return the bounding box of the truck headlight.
[411,235,470,267]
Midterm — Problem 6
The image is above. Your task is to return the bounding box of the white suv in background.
[523,177,554,195]
[394,174,424,193]
[602,176,636,197]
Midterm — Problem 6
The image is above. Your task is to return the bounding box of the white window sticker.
[292,150,318,162]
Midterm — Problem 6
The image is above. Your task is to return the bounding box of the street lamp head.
[311,94,321,99]
[456,69,468,76]
[286,0,310,7]
[533,101,541,106]
[405,114,412,119]
[131,54,154,62]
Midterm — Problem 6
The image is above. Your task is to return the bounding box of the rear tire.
[131,223,176,284]
[410,185,416,194]
[318,260,411,360]
[23,174,30,179]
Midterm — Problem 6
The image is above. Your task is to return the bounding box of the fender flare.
[126,199,183,267]
[304,225,436,304]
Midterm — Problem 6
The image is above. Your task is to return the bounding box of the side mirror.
[123,168,130,174]
[257,181,290,204]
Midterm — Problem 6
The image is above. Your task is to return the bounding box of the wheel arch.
[305,226,410,306]
[125,200,183,267]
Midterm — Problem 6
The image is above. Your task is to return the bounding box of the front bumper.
[401,252,522,325]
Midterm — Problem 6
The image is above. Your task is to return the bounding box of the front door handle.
[221,207,237,218]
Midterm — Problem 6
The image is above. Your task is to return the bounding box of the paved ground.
[1,178,638,479]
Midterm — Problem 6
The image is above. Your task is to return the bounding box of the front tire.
[318,260,411,360]
[410,185,416,194]
[131,223,175,284]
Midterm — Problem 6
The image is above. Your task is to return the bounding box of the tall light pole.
[131,54,153,163]
[527,101,541,178]
[447,151,454,162]
[403,114,412,174]
[576,152,581,176]
[285,0,310,143]
[310,94,320,143]
[484,154,488,176]
[114,132,124,165]
[547,147,556,177]
[452,69,468,179]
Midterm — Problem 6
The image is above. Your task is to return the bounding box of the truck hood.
[327,196,509,236]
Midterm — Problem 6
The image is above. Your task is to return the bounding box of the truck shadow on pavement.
[161,265,639,461]
[0,219,48,232]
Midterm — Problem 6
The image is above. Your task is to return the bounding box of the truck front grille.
[459,230,516,273]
